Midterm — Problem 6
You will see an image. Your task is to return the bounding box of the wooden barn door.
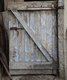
[8,1,58,75]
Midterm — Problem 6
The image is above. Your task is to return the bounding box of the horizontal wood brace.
[18,7,56,11]
[9,7,56,11]
[9,61,57,70]
[7,1,56,10]
[10,69,57,75]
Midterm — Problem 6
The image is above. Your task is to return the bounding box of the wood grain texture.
[9,10,57,72]
[11,10,56,61]
[7,1,56,10]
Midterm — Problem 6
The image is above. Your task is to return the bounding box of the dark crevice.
[0,0,4,12]
[24,0,56,2]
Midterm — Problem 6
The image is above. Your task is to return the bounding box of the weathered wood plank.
[10,30,19,62]
[26,12,34,62]
[41,11,53,59]
[11,10,55,62]
[9,10,57,72]
[10,69,56,75]
[33,11,46,62]
[17,29,25,62]
[7,1,56,10]
[9,61,57,69]
[23,12,31,62]
[41,11,57,61]
[52,12,57,61]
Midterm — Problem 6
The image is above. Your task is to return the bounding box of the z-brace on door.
[9,1,58,75]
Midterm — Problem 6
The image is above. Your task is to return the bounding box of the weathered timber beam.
[11,10,56,62]
[7,1,56,10]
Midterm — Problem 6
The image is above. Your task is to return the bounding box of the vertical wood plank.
[29,11,35,62]
[34,11,46,62]
[9,12,20,64]
[24,11,30,62]
[10,30,19,63]
[52,11,57,61]
[46,11,53,59]
[41,11,57,62]
[21,11,34,62]
[17,29,25,62]
[41,11,53,62]
[41,11,47,62]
